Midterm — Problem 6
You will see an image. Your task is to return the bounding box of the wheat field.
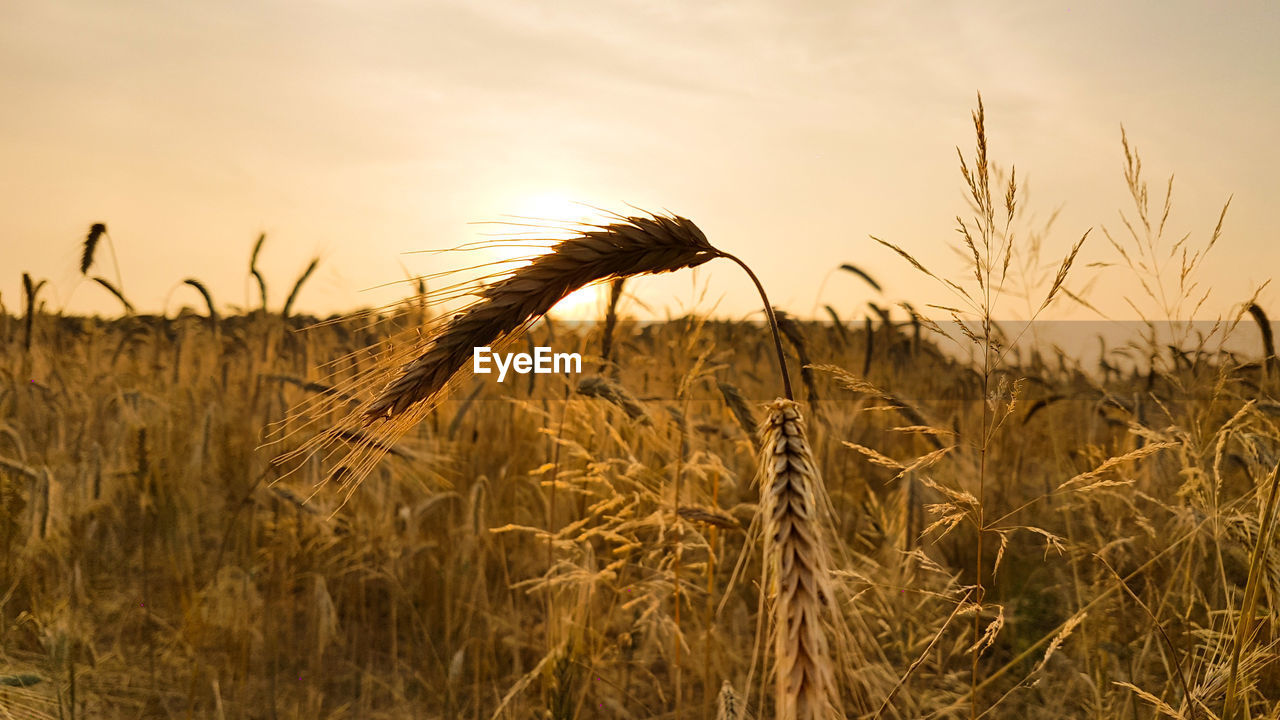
[1,99,1277,720]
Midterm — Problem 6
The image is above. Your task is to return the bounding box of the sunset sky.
[3,1,1278,323]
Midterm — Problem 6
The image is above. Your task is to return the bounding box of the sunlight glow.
[490,192,604,320]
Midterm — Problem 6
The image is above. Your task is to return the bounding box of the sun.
[506,193,595,229]
[492,192,605,320]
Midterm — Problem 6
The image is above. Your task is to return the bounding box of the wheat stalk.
[758,399,838,720]
[366,212,720,418]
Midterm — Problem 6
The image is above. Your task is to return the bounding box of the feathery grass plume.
[82,223,106,275]
[576,375,650,423]
[91,277,135,315]
[758,399,838,720]
[838,263,882,292]
[282,257,319,319]
[182,278,219,323]
[249,233,268,312]
[22,272,45,351]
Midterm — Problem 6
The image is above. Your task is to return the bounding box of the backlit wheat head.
[274,211,724,494]
[758,399,839,720]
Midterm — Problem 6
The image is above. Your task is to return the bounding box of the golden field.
[1,106,1276,720]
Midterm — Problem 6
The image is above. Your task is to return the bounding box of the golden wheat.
[758,399,838,720]
[367,212,719,419]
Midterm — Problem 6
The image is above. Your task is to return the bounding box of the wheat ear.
[81,223,106,275]
[366,213,719,418]
[717,680,746,720]
[759,399,838,720]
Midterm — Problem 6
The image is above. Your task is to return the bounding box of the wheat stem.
[716,252,793,402]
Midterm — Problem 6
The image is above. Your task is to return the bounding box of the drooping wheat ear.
[182,278,219,323]
[576,375,650,423]
[1247,302,1275,375]
[837,263,881,292]
[91,277,135,315]
[366,213,720,419]
[274,210,792,501]
[82,223,106,275]
[758,399,838,720]
[282,257,320,319]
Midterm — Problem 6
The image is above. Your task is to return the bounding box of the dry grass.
[0,96,1275,720]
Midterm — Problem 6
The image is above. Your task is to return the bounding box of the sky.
[3,0,1279,324]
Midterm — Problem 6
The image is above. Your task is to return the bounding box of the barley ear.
[758,399,839,720]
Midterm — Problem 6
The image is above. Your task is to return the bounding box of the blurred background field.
[2,265,1278,718]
